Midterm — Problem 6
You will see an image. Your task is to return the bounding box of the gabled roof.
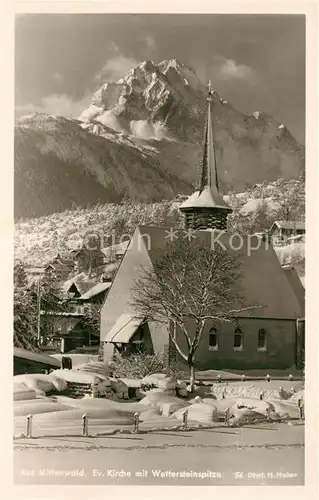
[74,280,98,295]
[271,221,305,231]
[44,263,56,271]
[59,248,104,259]
[14,347,61,368]
[100,225,304,341]
[45,258,74,270]
[62,272,87,293]
[60,250,82,259]
[101,240,130,259]
[104,313,144,343]
[80,281,112,300]
[63,276,99,296]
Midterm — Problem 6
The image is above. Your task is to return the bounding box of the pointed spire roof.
[180,80,231,211]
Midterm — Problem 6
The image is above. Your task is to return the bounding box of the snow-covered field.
[14,422,305,485]
[13,364,305,486]
[13,367,304,441]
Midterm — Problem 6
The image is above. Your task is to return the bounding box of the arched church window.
[209,327,218,350]
[234,327,243,350]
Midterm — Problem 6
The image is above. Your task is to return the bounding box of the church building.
[100,84,305,371]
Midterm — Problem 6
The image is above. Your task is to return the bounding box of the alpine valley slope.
[15,59,305,219]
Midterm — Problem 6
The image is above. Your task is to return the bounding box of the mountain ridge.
[15,58,305,219]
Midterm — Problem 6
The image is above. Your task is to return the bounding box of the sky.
[15,14,305,143]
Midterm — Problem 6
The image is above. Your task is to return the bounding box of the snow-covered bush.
[111,352,183,379]
[174,403,218,424]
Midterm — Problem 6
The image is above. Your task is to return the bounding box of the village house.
[68,247,105,274]
[14,347,60,375]
[101,240,130,263]
[63,276,100,300]
[39,275,111,354]
[78,281,112,305]
[63,273,112,304]
[44,246,106,281]
[269,220,305,245]
[44,255,75,281]
[39,310,88,353]
[100,84,305,371]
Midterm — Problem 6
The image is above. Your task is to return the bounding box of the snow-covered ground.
[14,422,304,485]
[13,365,305,486]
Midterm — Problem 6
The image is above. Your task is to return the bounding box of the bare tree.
[131,238,259,391]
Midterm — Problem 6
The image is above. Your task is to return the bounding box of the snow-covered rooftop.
[80,281,112,300]
[180,187,232,210]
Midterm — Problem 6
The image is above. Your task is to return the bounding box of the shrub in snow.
[139,390,189,411]
[265,387,292,401]
[224,397,292,426]
[135,388,145,401]
[110,379,129,399]
[227,405,266,427]
[189,385,218,399]
[50,376,68,392]
[141,373,177,391]
[76,361,109,378]
[174,403,218,424]
[203,398,239,419]
[140,387,175,397]
[176,387,188,398]
[14,374,55,394]
[268,401,299,420]
[111,352,183,379]
[210,383,292,402]
[176,380,187,389]
[235,397,274,415]
[186,384,198,393]
[289,389,304,403]
[93,380,113,398]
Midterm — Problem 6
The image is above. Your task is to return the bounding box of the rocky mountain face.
[15,58,305,219]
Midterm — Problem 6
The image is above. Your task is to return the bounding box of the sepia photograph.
[11,8,311,489]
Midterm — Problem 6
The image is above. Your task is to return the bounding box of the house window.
[258,328,267,350]
[209,328,218,350]
[234,328,243,350]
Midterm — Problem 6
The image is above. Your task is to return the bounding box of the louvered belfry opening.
[179,80,232,231]
[183,208,229,231]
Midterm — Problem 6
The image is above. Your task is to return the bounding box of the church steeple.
[179,80,232,231]
[198,80,219,192]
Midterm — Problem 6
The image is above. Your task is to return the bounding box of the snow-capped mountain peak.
[15,58,305,219]
[79,59,209,141]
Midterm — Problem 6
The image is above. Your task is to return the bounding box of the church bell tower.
[179,81,232,230]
